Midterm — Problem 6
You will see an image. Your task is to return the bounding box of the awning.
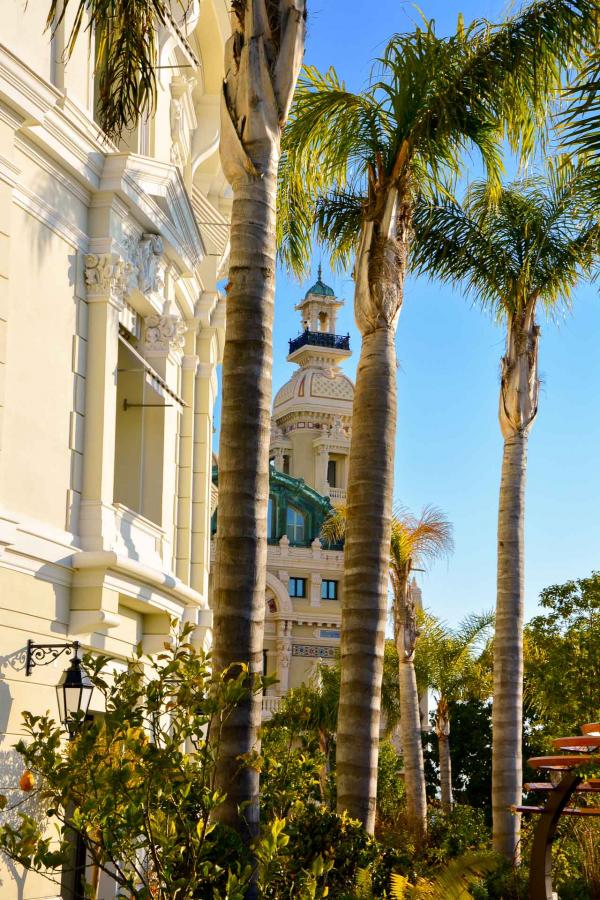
[118,334,186,411]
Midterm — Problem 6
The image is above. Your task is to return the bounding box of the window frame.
[321,579,338,601]
[289,577,307,598]
[286,505,306,544]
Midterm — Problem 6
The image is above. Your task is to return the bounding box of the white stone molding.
[84,252,132,307]
[266,570,293,616]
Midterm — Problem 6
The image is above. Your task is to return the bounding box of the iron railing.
[288,330,350,355]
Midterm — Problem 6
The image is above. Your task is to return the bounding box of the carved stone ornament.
[138,234,164,295]
[123,233,164,296]
[85,253,133,304]
[277,638,292,668]
[144,314,187,354]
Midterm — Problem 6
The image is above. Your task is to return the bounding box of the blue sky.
[216,0,600,628]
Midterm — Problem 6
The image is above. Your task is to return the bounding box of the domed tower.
[270,268,353,503]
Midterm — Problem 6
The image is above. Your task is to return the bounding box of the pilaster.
[79,252,132,551]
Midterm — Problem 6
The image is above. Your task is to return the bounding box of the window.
[321,580,338,600]
[286,506,305,543]
[283,455,290,475]
[289,577,307,598]
[267,497,274,540]
[327,459,337,488]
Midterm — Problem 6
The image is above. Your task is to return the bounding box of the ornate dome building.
[270,268,353,503]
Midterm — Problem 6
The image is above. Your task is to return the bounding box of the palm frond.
[561,46,600,156]
[320,505,348,546]
[46,0,171,141]
[412,161,600,320]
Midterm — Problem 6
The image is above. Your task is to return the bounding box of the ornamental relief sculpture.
[122,232,165,298]
[84,253,133,305]
[144,314,187,354]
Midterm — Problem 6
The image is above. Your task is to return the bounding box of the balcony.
[288,330,350,355]
[262,695,282,720]
[329,487,347,502]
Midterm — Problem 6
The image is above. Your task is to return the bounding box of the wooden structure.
[513,722,600,899]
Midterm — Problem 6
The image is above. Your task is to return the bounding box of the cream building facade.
[259,274,353,717]
[0,3,230,897]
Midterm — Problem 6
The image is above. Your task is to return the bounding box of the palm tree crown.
[278,2,598,279]
[411,161,600,323]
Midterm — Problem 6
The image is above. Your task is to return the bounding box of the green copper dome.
[305,264,335,298]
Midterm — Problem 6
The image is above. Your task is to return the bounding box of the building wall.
[0,4,230,896]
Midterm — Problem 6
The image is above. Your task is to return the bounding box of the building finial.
[317,261,322,281]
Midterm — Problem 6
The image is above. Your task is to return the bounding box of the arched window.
[286,506,305,544]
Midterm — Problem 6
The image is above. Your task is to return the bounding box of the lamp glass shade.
[55,656,93,734]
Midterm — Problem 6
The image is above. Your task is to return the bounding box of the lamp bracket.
[26,639,80,677]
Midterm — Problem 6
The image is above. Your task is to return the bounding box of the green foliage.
[411,160,600,322]
[0,625,264,899]
[524,572,600,741]
[423,701,493,819]
[376,740,407,834]
[389,852,496,899]
[562,47,600,157]
[259,724,325,819]
[426,807,490,866]
[45,0,181,141]
[278,0,598,276]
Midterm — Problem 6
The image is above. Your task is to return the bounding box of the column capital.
[85,253,133,308]
[143,314,187,356]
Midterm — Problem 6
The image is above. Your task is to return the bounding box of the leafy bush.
[0,626,261,899]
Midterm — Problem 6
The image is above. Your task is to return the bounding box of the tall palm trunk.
[395,571,428,839]
[435,700,453,814]
[492,303,539,861]
[213,0,305,841]
[336,186,406,833]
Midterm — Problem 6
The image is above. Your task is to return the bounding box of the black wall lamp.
[25,640,93,737]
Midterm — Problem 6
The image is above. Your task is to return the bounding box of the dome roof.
[274,366,354,412]
[305,277,335,298]
[305,264,335,299]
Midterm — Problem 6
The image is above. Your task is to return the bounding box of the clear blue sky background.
[215,0,600,628]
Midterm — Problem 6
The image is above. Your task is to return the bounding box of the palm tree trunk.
[492,431,527,858]
[438,731,453,815]
[336,186,406,834]
[396,576,428,839]
[492,306,539,861]
[336,325,397,833]
[212,1,306,843]
[212,173,276,840]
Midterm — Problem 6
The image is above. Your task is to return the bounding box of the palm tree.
[322,504,454,839]
[389,508,453,840]
[48,0,308,844]
[414,612,494,814]
[211,1,306,842]
[411,161,600,856]
[279,2,597,834]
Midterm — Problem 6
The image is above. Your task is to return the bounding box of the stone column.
[79,252,132,550]
[175,330,198,583]
[142,311,186,565]
[315,445,329,495]
[273,447,285,472]
[190,353,217,599]
[276,620,293,695]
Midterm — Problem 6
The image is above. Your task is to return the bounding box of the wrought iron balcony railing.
[288,330,350,355]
